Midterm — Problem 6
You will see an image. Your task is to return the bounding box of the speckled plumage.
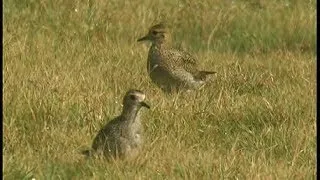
[82,90,150,160]
[138,23,216,93]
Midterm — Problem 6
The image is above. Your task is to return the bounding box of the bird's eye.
[129,95,136,100]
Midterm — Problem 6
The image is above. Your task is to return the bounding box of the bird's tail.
[200,71,217,75]
[197,71,217,80]
[81,149,93,157]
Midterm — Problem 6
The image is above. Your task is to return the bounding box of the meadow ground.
[3,0,316,179]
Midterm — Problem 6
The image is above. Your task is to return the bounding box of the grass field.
[3,0,316,179]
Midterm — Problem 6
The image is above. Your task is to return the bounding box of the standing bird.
[82,89,150,160]
[137,23,216,93]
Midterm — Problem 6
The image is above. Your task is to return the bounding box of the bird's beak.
[137,35,149,42]
[140,101,150,109]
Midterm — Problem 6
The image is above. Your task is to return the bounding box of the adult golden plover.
[82,89,150,160]
[137,23,216,93]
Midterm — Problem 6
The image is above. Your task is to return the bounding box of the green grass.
[3,0,316,179]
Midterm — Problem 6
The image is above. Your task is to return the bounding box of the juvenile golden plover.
[138,23,216,93]
[82,89,150,160]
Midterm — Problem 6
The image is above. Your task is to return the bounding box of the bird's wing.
[167,49,198,74]
[91,117,121,150]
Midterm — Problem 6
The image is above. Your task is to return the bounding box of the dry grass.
[3,0,316,179]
